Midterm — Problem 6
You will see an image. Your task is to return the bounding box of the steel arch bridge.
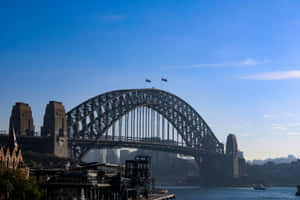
[66,88,224,160]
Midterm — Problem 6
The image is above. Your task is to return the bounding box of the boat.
[253,184,266,190]
[295,185,300,196]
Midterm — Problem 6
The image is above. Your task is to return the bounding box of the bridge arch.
[67,89,224,159]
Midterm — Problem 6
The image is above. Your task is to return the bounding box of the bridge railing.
[94,135,181,146]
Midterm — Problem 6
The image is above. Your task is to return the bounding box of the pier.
[148,193,175,200]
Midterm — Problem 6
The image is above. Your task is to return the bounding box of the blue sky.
[1,0,300,160]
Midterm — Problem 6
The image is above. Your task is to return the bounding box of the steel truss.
[66,89,224,159]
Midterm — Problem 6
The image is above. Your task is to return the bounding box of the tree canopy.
[0,167,43,200]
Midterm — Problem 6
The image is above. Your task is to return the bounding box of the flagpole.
[161,77,168,91]
[145,78,152,88]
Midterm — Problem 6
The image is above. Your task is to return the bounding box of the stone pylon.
[41,101,68,158]
[9,102,34,136]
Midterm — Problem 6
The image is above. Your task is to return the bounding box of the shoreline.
[156,185,299,188]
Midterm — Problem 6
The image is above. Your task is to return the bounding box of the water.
[165,186,300,200]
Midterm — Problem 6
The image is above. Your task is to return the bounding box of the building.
[238,151,247,176]
[107,149,120,164]
[125,155,152,198]
[9,102,34,136]
[0,128,29,178]
[41,156,160,200]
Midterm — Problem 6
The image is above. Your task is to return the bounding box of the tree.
[0,167,44,200]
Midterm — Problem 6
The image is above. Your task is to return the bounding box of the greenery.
[0,167,44,200]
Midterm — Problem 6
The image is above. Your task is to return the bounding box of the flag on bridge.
[145,78,151,83]
[161,77,168,82]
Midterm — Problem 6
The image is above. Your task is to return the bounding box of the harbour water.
[165,186,299,200]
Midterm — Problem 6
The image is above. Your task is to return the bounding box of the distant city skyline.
[1,1,300,160]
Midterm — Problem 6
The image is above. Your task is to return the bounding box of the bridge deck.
[69,137,223,159]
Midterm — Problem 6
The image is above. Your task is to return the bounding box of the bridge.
[66,88,224,161]
[0,88,239,185]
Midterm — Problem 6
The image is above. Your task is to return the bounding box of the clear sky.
[1,0,300,160]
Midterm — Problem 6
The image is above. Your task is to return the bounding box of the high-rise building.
[41,101,68,158]
[9,103,34,136]
[238,151,246,176]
